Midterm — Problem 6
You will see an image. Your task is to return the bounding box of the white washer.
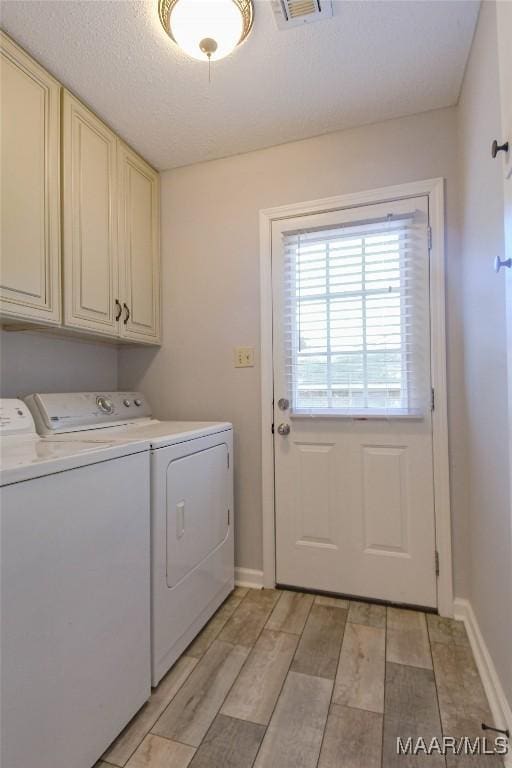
[0,399,151,768]
[25,392,235,686]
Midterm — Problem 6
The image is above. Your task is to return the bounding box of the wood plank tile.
[253,671,332,768]
[103,656,197,766]
[245,589,281,609]
[218,589,280,648]
[426,614,469,647]
[152,640,249,747]
[387,608,432,669]
[233,587,249,598]
[318,704,382,768]
[314,594,349,610]
[348,601,386,629]
[382,662,444,768]
[186,592,243,659]
[382,717,445,767]
[266,590,313,634]
[125,734,195,768]
[333,622,385,713]
[385,662,441,727]
[446,753,504,767]
[221,629,298,725]
[291,604,347,680]
[443,716,504,767]
[188,714,265,768]
[431,641,494,735]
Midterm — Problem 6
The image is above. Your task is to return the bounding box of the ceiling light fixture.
[158,0,254,62]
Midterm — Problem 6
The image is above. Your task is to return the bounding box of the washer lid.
[0,435,150,486]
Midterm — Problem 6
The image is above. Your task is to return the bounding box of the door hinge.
[427,225,432,251]
[271,423,275,434]
[227,452,230,469]
[228,509,231,526]
[431,387,435,411]
[435,550,440,576]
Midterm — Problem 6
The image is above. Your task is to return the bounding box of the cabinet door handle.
[115,299,122,321]
[123,303,130,324]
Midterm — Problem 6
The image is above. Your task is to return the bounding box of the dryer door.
[166,443,229,588]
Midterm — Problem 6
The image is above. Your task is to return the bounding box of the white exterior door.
[272,196,437,607]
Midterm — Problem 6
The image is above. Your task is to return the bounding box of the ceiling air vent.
[271,0,333,29]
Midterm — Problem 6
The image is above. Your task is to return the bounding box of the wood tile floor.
[97,588,504,768]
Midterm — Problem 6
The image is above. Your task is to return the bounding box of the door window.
[282,209,430,416]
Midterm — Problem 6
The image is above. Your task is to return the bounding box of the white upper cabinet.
[62,91,120,337]
[1,35,161,345]
[62,92,161,344]
[118,143,161,343]
[0,31,61,325]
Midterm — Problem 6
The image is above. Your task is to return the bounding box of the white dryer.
[26,392,235,685]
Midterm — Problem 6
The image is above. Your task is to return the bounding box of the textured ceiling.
[1,0,479,170]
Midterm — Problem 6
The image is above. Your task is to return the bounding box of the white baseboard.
[235,567,264,589]
[453,598,511,766]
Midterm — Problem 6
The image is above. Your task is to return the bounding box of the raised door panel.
[295,443,338,548]
[361,445,409,555]
[118,143,161,344]
[62,91,119,337]
[0,32,61,325]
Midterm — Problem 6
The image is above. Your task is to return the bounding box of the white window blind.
[283,211,430,417]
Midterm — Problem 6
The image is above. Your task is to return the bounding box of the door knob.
[491,139,509,159]
[494,255,512,272]
[277,423,290,436]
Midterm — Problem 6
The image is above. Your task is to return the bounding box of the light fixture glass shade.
[159,0,254,61]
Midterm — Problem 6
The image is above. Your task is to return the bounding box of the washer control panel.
[0,399,36,436]
[24,392,152,435]
[96,395,114,414]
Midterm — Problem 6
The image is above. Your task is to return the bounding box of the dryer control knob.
[123,399,131,407]
[134,399,142,407]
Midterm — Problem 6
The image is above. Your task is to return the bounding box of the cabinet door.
[62,91,120,337]
[118,143,161,344]
[0,32,61,325]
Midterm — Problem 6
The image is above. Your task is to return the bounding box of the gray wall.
[0,330,118,398]
[118,106,467,590]
[457,0,512,704]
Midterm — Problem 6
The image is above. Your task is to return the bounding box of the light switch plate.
[234,347,255,368]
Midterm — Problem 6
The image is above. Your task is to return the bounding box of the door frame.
[259,177,454,617]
